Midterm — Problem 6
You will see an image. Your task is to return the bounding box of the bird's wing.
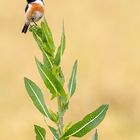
[25,4,29,13]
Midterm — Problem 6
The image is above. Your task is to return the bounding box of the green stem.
[57,96,64,136]
[53,66,64,137]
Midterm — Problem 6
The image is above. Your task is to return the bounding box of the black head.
[27,0,43,3]
[27,0,35,3]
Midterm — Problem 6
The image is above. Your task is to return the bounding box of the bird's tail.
[22,24,29,33]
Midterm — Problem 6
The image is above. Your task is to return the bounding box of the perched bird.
[22,0,45,33]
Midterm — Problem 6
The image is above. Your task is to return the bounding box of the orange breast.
[27,3,44,20]
[30,3,44,14]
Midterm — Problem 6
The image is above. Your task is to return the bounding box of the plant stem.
[57,96,64,137]
[57,98,64,137]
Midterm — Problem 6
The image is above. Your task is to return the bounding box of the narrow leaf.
[56,67,65,85]
[62,138,69,140]
[49,109,58,123]
[48,125,59,140]
[55,46,62,66]
[61,104,109,139]
[30,25,42,36]
[36,58,67,102]
[60,22,66,54]
[93,129,98,140]
[41,19,55,50]
[42,48,54,70]
[54,23,65,66]
[34,125,46,140]
[64,122,73,133]
[32,32,54,70]
[24,78,51,118]
[68,60,78,97]
[33,32,54,56]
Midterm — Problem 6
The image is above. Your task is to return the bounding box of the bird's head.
[26,0,43,3]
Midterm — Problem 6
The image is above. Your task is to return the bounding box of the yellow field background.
[0,0,140,139]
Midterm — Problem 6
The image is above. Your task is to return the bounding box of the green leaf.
[48,125,59,140]
[54,23,65,66]
[61,101,69,115]
[93,129,98,140]
[55,46,62,66]
[68,60,78,97]
[34,125,46,140]
[49,109,58,123]
[61,104,109,139]
[56,67,65,85]
[42,48,54,70]
[61,138,69,140]
[60,22,66,54]
[33,32,54,56]
[24,78,52,118]
[36,58,67,102]
[32,31,54,70]
[29,25,42,36]
[64,122,73,133]
[41,19,55,51]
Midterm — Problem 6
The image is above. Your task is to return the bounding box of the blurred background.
[0,0,140,139]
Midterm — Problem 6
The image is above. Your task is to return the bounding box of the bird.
[22,0,45,33]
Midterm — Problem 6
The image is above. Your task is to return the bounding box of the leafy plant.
[24,18,109,140]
